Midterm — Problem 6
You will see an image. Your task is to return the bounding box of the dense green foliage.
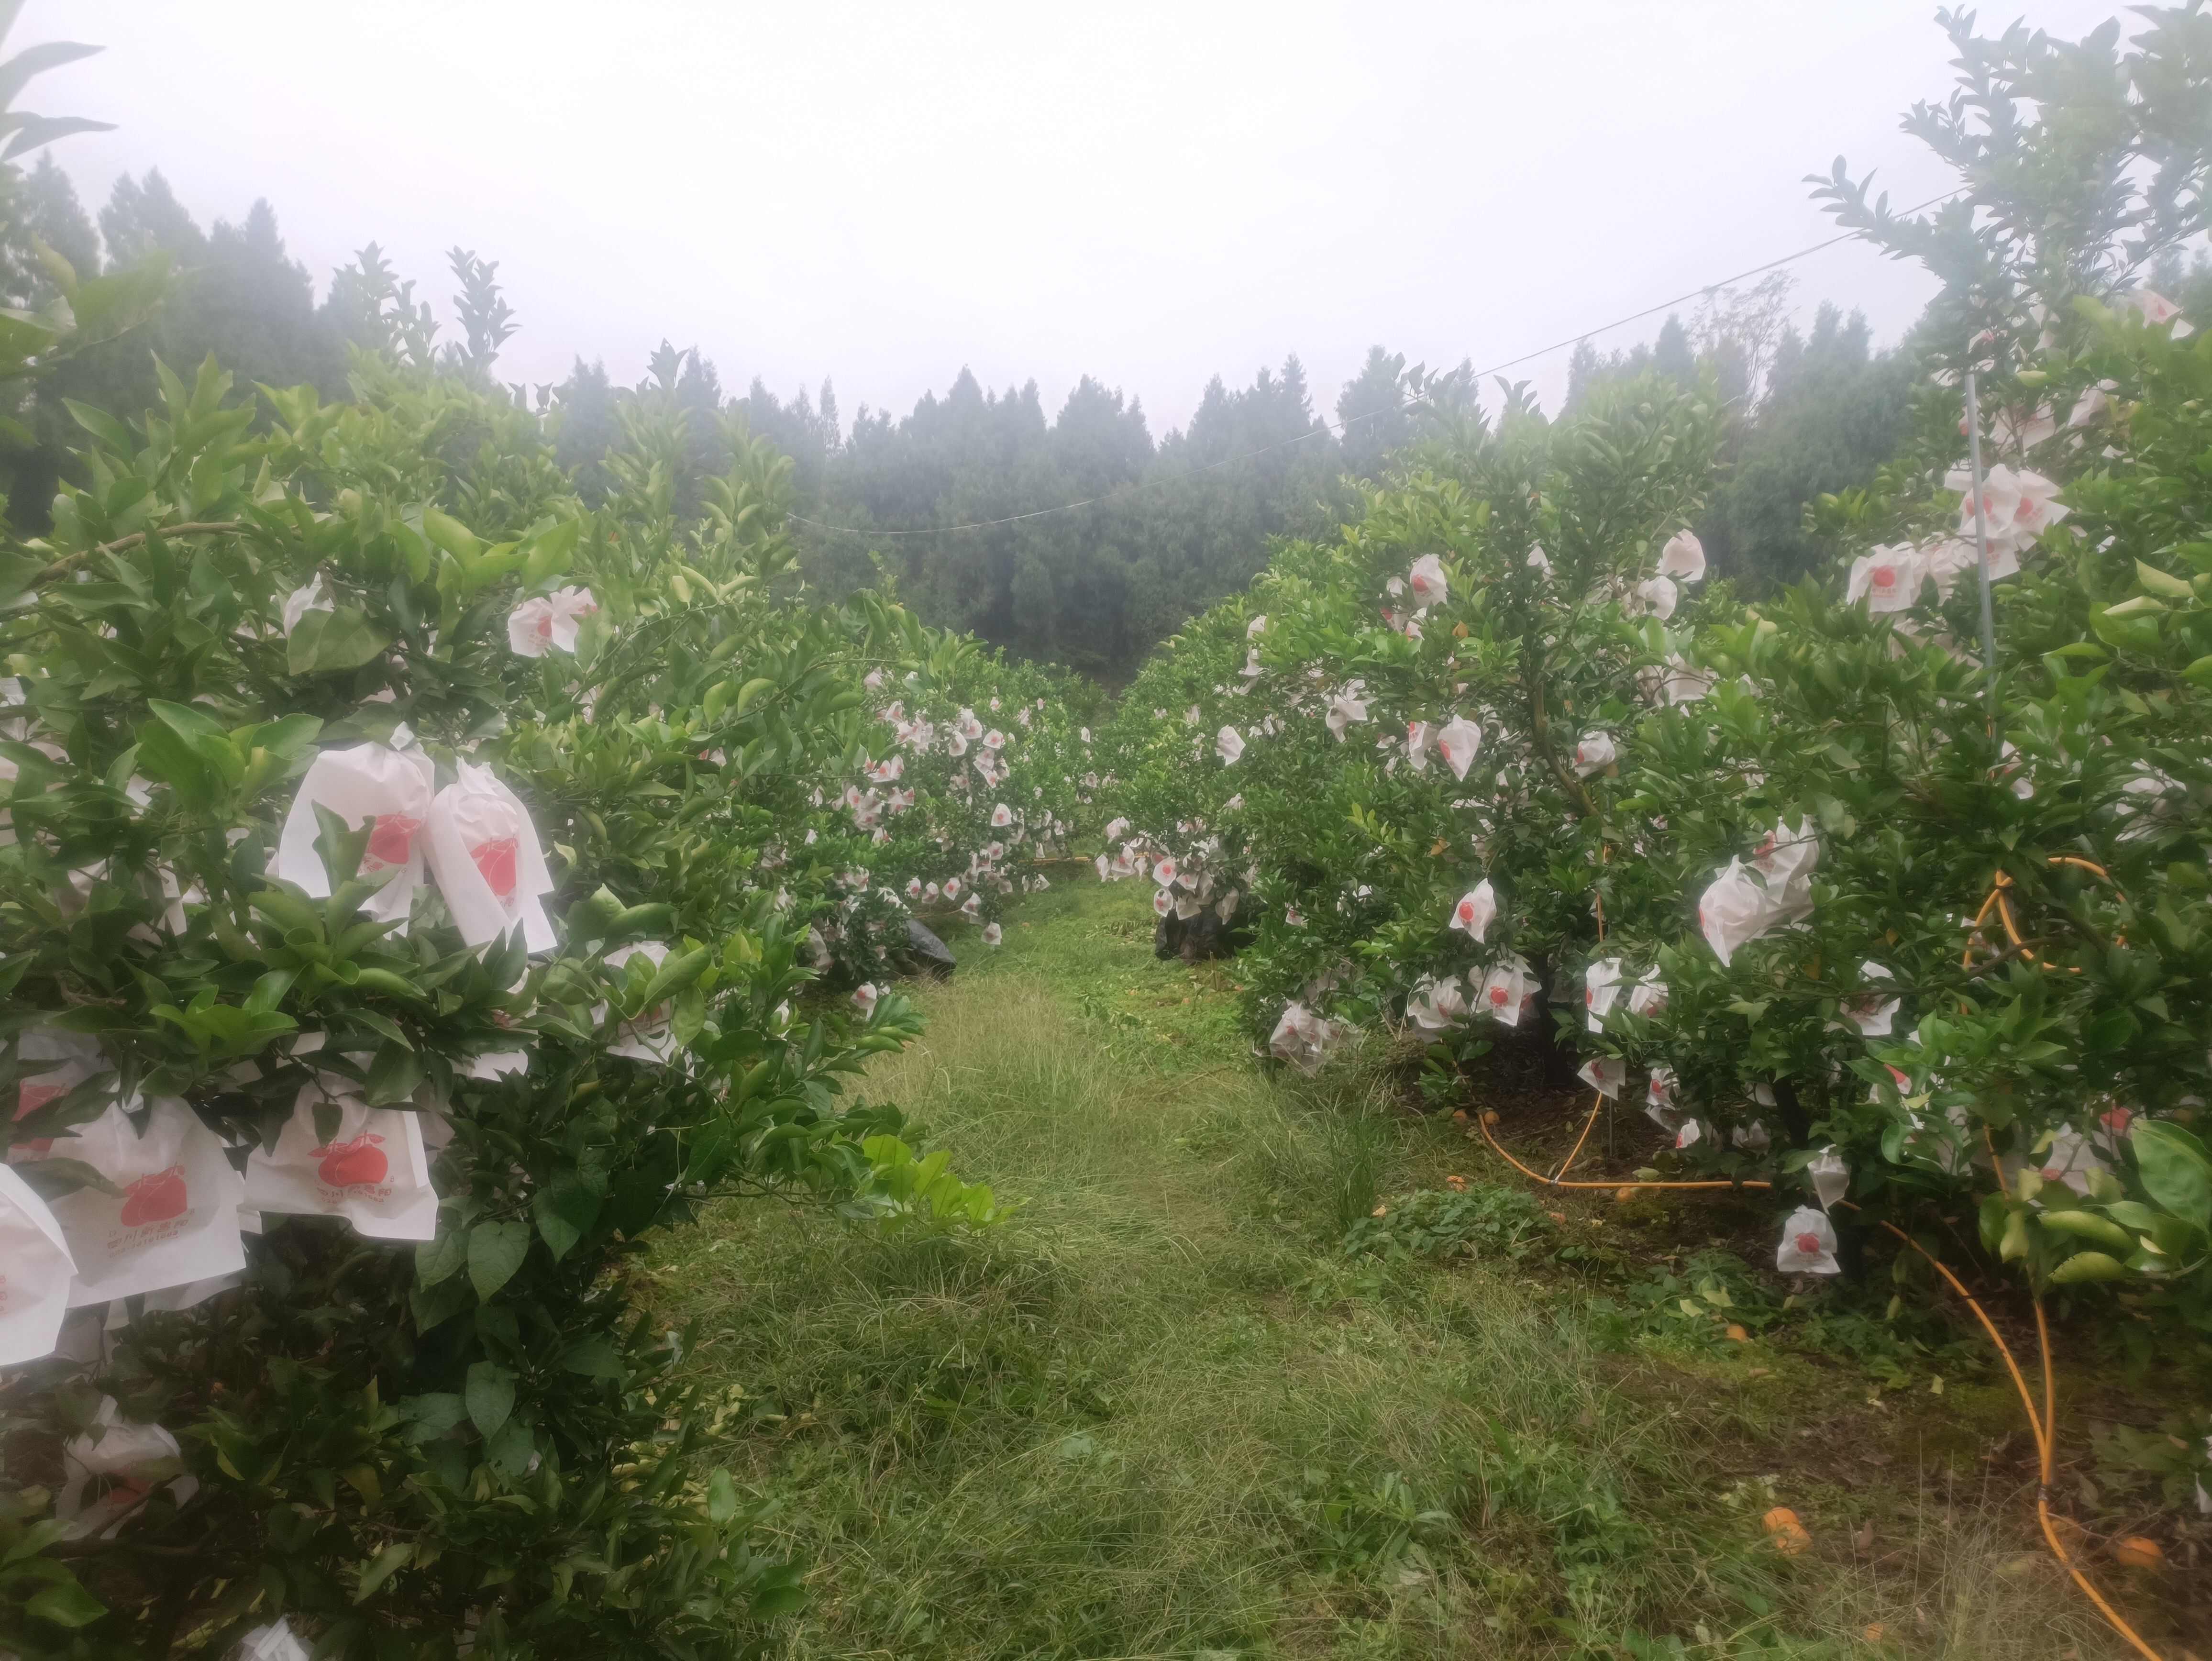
[1101,2,2212,1399]
[0,23,1094,1654]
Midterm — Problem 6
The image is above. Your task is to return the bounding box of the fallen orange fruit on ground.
[2111,1536,2163,1570]
[1763,1506,1811,1556]
[1725,1324,1749,1342]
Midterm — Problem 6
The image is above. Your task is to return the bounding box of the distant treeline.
[29,160,2196,678]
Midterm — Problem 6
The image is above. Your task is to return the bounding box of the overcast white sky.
[22,1,2124,434]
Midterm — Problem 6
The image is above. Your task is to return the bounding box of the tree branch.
[35,521,245,585]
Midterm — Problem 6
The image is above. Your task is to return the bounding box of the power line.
[788,188,1965,542]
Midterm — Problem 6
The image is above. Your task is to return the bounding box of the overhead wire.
[787,187,1967,542]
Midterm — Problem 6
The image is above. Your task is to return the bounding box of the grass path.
[651,883,2124,1661]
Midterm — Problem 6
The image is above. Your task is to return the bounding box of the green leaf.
[2132,1121,2212,1229]
[464,1361,515,1438]
[362,1042,425,1107]
[409,1271,472,1332]
[2090,601,2162,654]
[466,1219,531,1300]
[531,1171,601,1262]
[3,114,116,163]
[288,606,394,675]
[414,1228,466,1289]
[147,697,228,748]
[484,1417,535,1478]
[420,506,480,563]
[397,1392,467,1442]
[25,1576,107,1628]
[521,518,581,584]
[2046,1251,2126,1285]
[0,43,108,113]
[353,1541,413,1604]
[65,398,135,455]
[2135,559,2195,599]
[707,1468,740,1524]
[559,1337,623,1380]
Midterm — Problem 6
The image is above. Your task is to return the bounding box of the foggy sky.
[22,1,2125,433]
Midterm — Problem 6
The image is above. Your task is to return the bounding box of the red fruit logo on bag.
[120,1166,188,1227]
[470,836,519,900]
[11,1082,64,1160]
[363,814,423,871]
[15,1083,64,1120]
[315,1133,388,1189]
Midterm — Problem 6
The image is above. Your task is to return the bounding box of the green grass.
[648,881,2133,1660]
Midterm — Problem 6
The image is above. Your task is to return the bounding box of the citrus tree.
[0,308,1006,1655]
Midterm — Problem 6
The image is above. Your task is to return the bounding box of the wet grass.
[649,881,2137,1660]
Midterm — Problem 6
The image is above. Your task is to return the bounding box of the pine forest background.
[6,155,2211,679]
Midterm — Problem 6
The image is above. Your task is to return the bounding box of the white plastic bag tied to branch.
[0,1162,75,1364]
[1474,955,1538,1027]
[1847,545,1924,613]
[1571,731,1615,777]
[59,1395,199,1540]
[1841,963,1899,1037]
[1269,1003,1338,1074]
[1407,554,1448,606]
[597,941,676,1064]
[276,743,437,931]
[423,762,557,954]
[1776,1207,1841,1275]
[1577,1056,1625,1098]
[37,1098,248,1307]
[1449,881,1496,942]
[1405,975,1469,1031]
[1583,957,1623,1032]
[1658,529,1706,584]
[1438,716,1482,781]
[232,1619,310,1661]
[1806,1147,1850,1211]
[243,1085,439,1242]
[507,585,599,657]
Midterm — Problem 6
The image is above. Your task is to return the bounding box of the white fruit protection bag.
[38,1099,247,1307]
[233,1619,310,1661]
[595,941,676,1063]
[276,743,438,930]
[423,762,556,953]
[244,1084,438,1242]
[59,1395,199,1539]
[0,1162,76,1363]
[12,1027,104,1163]
[1475,954,1538,1027]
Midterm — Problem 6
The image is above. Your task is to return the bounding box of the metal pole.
[1962,364,2000,720]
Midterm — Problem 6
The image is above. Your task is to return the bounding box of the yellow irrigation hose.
[1475,1099,1772,1193]
[1551,1095,1604,1180]
[1472,1098,2169,1661]
[1964,857,2120,971]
